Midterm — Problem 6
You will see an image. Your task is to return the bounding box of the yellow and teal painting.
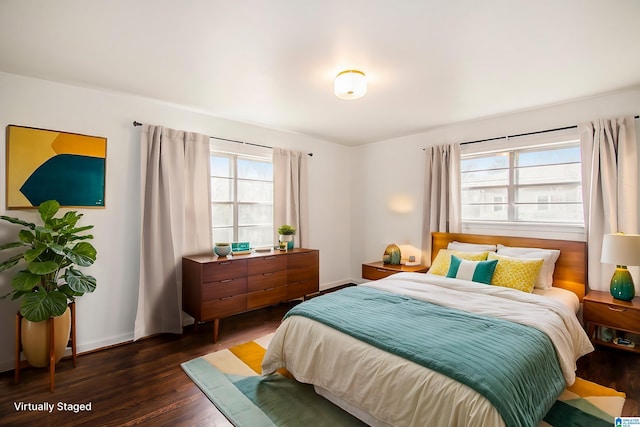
[6,125,106,208]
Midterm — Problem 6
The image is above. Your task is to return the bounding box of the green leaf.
[0,253,24,272]
[0,241,26,251]
[24,243,47,262]
[12,270,42,291]
[34,227,53,243]
[18,230,35,244]
[20,291,68,322]
[0,215,36,229]
[38,200,60,224]
[48,243,66,256]
[66,242,97,267]
[65,268,97,294]
[27,260,58,275]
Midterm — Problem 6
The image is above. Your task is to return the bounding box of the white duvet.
[262,273,594,427]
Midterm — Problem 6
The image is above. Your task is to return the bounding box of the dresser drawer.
[202,259,247,282]
[202,277,247,300]
[287,265,319,283]
[584,300,640,332]
[202,294,247,320]
[248,270,287,292]
[288,279,318,300]
[362,264,396,280]
[247,286,288,310]
[287,251,318,269]
[247,255,286,275]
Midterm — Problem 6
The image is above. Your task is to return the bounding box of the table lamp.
[601,233,640,301]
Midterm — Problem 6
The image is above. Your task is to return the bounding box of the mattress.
[262,272,593,427]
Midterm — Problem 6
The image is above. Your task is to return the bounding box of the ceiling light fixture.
[334,70,367,100]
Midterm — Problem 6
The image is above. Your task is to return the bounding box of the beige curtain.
[273,148,309,248]
[580,116,639,292]
[421,144,461,265]
[134,125,212,340]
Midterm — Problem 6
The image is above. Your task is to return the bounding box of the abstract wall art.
[6,125,107,209]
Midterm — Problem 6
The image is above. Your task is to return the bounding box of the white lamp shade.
[335,70,367,100]
[601,233,640,266]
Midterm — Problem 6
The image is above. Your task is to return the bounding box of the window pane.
[211,177,232,201]
[517,146,580,167]
[462,188,508,221]
[462,203,508,221]
[237,158,273,180]
[212,203,233,227]
[462,154,509,188]
[238,226,274,248]
[238,203,273,226]
[461,169,509,188]
[515,203,584,223]
[238,180,273,202]
[212,227,233,244]
[211,155,231,177]
[516,163,581,185]
[461,154,508,172]
[515,184,582,203]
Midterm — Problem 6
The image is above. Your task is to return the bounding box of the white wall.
[350,86,640,280]
[0,72,352,371]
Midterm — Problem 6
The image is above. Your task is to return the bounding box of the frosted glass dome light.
[334,70,367,100]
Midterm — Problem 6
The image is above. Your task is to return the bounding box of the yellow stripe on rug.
[229,341,265,374]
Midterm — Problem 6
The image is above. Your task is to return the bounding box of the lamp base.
[610,267,636,301]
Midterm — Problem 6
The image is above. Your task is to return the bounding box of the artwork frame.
[5,125,107,209]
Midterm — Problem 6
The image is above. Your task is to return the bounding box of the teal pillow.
[446,255,498,285]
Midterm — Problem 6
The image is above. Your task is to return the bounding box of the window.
[460,129,583,226]
[210,143,273,247]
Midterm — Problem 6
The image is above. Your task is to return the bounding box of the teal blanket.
[284,286,565,427]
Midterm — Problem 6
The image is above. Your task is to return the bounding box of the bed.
[262,233,594,427]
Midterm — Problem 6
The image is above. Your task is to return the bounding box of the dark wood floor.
[1,300,638,426]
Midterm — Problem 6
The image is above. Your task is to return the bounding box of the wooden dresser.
[183,248,319,342]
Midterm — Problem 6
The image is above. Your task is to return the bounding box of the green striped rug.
[181,334,626,427]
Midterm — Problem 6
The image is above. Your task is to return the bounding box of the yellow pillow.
[429,250,489,276]
[487,253,544,293]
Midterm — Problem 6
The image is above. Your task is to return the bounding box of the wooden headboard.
[431,232,587,301]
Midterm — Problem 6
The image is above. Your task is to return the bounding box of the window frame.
[459,128,584,233]
[210,140,274,247]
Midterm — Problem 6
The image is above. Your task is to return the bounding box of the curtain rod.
[132,121,313,156]
[460,115,640,146]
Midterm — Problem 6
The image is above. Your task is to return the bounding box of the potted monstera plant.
[0,200,97,367]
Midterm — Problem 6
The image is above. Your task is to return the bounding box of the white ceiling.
[1,1,639,146]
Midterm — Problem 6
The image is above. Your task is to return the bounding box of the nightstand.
[583,290,640,354]
[362,261,428,280]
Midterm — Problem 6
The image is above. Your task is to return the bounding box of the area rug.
[181,334,626,427]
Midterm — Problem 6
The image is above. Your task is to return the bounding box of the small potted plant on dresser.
[0,200,97,369]
[277,224,296,250]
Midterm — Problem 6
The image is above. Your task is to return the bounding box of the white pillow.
[447,241,497,252]
[496,244,560,290]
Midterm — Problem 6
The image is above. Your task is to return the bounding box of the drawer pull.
[265,287,275,291]
[220,296,233,301]
[264,256,276,260]
[376,269,386,272]
[220,279,233,283]
[607,305,626,313]
[219,262,231,266]
[263,272,274,276]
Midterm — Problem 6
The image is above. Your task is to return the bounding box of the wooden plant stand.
[14,302,77,392]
